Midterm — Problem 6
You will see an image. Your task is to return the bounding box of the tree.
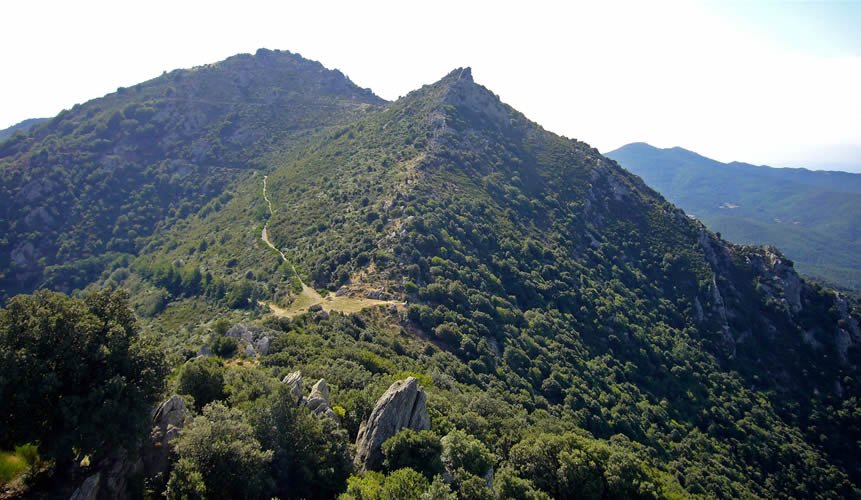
[166,402,273,499]
[248,385,352,499]
[381,468,429,499]
[211,335,238,358]
[382,429,443,479]
[493,467,551,500]
[0,289,165,465]
[454,472,493,500]
[176,356,226,411]
[440,430,494,477]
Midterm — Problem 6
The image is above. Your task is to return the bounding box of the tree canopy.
[0,289,165,464]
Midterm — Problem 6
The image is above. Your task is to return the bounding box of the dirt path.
[259,294,404,319]
[261,176,295,272]
[258,175,405,318]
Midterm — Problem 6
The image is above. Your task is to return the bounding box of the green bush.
[211,335,238,358]
[440,429,494,477]
[176,357,226,411]
[382,429,443,478]
[0,289,166,464]
[166,402,273,499]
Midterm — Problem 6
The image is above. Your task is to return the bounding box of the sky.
[1,0,859,171]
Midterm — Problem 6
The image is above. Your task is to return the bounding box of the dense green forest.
[1,51,859,499]
[606,142,861,290]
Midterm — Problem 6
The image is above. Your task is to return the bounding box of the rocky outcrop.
[306,379,330,412]
[354,377,430,471]
[142,395,188,486]
[744,246,804,315]
[226,323,272,356]
[306,379,338,419]
[280,372,337,418]
[282,370,304,403]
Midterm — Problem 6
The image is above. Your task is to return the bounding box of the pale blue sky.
[714,1,861,57]
[1,0,858,170]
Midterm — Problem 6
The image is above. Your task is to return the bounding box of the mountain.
[0,118,49,142]
[0,48,384,300]
[606,142,861,290]
[1,54,860,499]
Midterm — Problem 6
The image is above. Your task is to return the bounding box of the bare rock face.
[281,372,338,418]
[354,377,430,471]
[306,379,338,419]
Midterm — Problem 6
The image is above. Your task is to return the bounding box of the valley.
[607,142,861,290]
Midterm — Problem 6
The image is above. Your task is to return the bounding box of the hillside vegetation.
[606,142,861,290]
[0,49,384,300]
[0,53,859,499]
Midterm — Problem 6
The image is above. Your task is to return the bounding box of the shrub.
[177,357,226,411]
[382,429,443,478]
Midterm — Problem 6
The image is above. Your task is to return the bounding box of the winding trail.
[261,176,295,271]
[258,174,404,318]
[261,175,320,301]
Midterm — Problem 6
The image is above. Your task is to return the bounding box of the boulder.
[282,370,304,403]
[354,377,430,471]
[304,379,339,419]
[255,336,271,355]
[226,322,259,342]
[305,379,330,413]
[227,323,273,356]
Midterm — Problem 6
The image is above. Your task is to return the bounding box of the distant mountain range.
[0,118,48,142]
[607,142,861,290]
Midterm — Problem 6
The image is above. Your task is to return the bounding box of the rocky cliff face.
[354,377,430,471]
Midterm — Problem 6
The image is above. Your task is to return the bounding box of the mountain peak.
[444,66,473,83]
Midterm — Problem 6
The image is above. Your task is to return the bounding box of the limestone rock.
[282,370,304,403]
[355,377,430,471]
[225,323,271,356]
[306,379,331,414]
